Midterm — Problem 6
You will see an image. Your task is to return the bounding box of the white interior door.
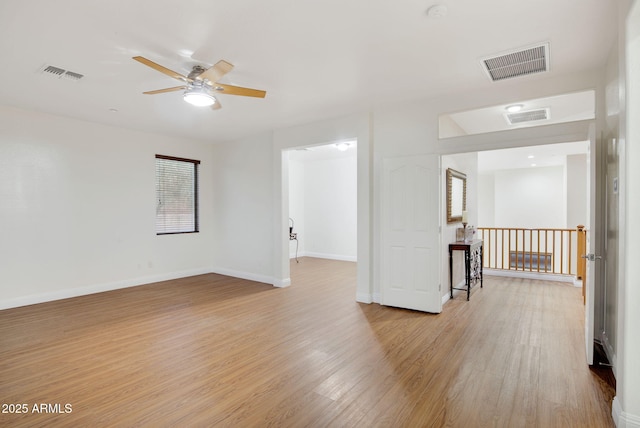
[381,155,441,313]
[584,125,597,365]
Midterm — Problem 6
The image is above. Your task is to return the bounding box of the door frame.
[272,113,373,303]
[436,119,598,364]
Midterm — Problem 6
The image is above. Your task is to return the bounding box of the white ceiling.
[440,90,595,138]
[288,140,358,163]
[0,1,617,143]
[477,141,589,173]
[290,140,587,171]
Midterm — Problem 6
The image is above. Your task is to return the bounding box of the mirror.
[447,168,466,223]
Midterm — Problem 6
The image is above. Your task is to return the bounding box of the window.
[155,155,200,235]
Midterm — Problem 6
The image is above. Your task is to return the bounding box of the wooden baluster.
[537,230,541,272]
[568,230,572,275]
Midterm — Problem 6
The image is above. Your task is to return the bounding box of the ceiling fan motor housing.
[188,65,207,80]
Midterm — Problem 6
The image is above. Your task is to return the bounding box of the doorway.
[285,140,358,275]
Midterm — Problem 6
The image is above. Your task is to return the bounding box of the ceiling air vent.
[481,43,549,81]
[505,108,549,125]
[62,71,84,81]
[42,65,65,77]
[39,64,84,81]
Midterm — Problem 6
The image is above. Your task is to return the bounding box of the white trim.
[484,268,577,284]
[274,278,291,288]
[613,396,640,428]
[601,332,617,378]
[0,268,211,310]
[356,292,373,303]
[372,292,381,303]
[572,277,584,287]
[210,267,281,287]
[441,292,450,306]
[302,252,357,262]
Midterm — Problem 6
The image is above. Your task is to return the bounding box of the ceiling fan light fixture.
[183,87,216,107]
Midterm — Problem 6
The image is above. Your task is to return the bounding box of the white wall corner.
[356,292,373,304]
[613,396,640,428]
[210,267,281,287]
[274,278,292,288]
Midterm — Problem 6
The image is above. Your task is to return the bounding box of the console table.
[449,239,483,301]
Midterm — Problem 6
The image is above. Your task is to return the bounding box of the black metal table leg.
[449,248,454,299]
[465,248,471,301]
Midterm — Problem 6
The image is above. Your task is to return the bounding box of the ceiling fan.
[132,56,266,109]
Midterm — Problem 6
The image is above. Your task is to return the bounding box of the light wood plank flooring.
[0,258,614,427]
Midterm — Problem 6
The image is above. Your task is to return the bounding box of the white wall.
[288,158,305,257]
[493,166,565,228]
[479,159,587,230]
[478,172,495,227]
[0,106,215,309]
[289,155,357,261]
[210,132,275,284]
[441,153,478,300]
[566,154,588,230]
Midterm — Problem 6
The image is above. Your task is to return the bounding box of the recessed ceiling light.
[528,155,535,159]
[426,5,448,18]
[335,142,350,151]
[506,104,524,113]
[531,163,537,167]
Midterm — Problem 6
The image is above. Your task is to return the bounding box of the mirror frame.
[446,168,467,223]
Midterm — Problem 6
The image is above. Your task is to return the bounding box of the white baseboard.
[0,266,291,310]
[613,396,640,427]
[442,292,450,306]
[210,267,280,286]
[0,268,212,310]
[274,278,291,288]
[301,252,357,262]
[484,268,576,284]
[356,292,373,304]
[600,332,617,378]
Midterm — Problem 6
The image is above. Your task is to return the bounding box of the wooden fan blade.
[197,60,234,83]
[143,86,187,95]
[211,83,266,98]
[211,98,222,110]
[133,56,191,83]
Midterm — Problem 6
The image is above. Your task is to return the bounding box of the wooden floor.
[0,258,614,427]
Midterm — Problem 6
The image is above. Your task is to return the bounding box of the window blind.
[155,155,200,234]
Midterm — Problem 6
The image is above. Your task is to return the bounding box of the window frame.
[155,154,200,235]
